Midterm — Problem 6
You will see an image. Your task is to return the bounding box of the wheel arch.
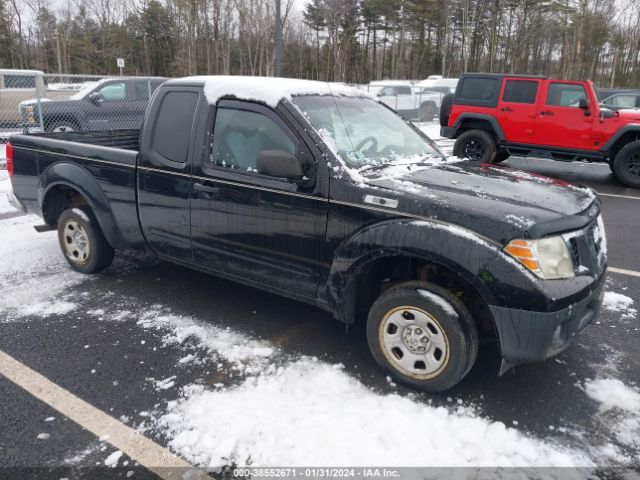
[603,125,640,159]
[44,112,82,131]
[326,219,505,337]
[453,113,505,141]
[39,162,122,248]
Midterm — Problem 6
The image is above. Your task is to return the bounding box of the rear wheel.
[366,281,478,392]
[612,140,640,188]
[453,129,497,163]
[57,206,114,274]
[47,119,79,133]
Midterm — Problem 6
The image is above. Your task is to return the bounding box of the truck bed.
[28,129,140,151]
[8,129,144,249]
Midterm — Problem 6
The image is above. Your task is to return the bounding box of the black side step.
[34,224,56,233]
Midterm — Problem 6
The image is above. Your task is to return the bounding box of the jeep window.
[546,83,587,107]
[97,82,126,101]
[3,74,36,89]
[292,95,440,169]
[459,78,498,101]
[210,108,295,173]
[152,91,199,163]
[397,86,412,95]
[502,80,538,104]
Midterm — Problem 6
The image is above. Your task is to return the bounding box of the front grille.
[563,215,607,276]
[569,237,580,267]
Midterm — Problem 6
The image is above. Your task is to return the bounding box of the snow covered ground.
[1,207,638,470]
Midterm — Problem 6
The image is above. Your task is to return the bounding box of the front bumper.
[490,273,606,368]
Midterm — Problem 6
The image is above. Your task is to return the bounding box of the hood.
[362,160,599,243]
[616,109,640,121]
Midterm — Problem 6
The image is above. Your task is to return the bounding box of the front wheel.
[453,129,497,163]
[612,140,640,188]
[47,119,79,133]
[57,206,114,274]
[367,281,478,392]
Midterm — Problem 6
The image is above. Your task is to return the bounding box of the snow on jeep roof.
[165,75,372,108]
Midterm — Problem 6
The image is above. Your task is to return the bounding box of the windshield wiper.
[358,154,444,174]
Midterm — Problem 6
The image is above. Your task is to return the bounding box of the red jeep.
[440,73,640,187]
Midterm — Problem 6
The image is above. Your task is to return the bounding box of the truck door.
[533,81,595,150]
[190,100,327,297]
[497,78,540,143]
[137,87,203,261]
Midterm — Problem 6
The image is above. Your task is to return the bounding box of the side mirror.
[578,98,591,116]
[89,92,104,105]
[257,150,304,181]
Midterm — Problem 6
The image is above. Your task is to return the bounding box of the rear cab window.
[2,74,37,89]
[151,90,199,164]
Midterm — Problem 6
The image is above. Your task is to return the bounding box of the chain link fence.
[0,70,165,144]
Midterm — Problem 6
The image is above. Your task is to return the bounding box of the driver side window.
[96,82,126,101]
[546,83,586,107]
[210,108,296,173]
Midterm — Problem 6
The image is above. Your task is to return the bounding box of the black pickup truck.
[6,76,607,392]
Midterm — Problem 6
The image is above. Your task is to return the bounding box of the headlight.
[504,236,574,279]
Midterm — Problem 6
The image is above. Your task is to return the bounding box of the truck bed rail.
[29,129,140,151]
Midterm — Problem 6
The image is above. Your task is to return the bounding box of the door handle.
[540,110,554,116]
[193,182,220,196]
[501,107,513,112]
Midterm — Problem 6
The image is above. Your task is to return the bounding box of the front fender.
[326,219,545,322]
[39,162,123,247]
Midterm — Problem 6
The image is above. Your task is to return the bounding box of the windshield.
[292,95,442,170]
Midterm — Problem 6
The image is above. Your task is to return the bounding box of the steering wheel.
[355,136,378,153]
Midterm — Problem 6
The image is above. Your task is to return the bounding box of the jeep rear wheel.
[612,140,640,188]
[453,129,497,163]
[367,281,478,392]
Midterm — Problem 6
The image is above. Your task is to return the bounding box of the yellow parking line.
[0,349,207,479]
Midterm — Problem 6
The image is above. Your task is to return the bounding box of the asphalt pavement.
[0,154,638,476]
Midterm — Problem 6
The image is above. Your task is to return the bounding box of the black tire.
[366,281,479,393]
[453,129,497,163]
[46,118,80,133]
[612,140,640,188]
[419,102,436,122]
[57,206,114,274]
[493,150,510,163]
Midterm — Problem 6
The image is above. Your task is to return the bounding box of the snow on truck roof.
[165,76,373,108]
